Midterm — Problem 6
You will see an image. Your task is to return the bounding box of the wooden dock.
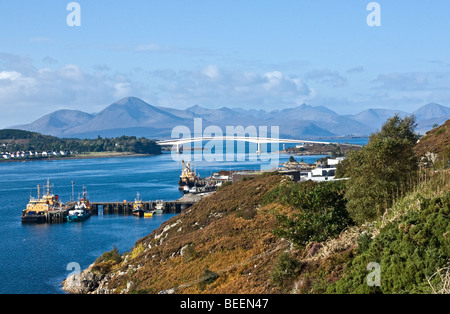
[89,200,196,215]
[23,199,199,224]
[46,209,71,223]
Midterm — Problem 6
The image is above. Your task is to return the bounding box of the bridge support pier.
[257,142,262,155]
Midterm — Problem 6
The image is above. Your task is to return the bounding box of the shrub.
[92,245,122,275]
[270,252,301,289]
[131,244,145,259]
[268,180,352,248]
[94,245,122,265]
[328,192,450,294]
[343,115,420,225]
[236,206,257,220]
[356,233,373,254]
[197,267,219,291]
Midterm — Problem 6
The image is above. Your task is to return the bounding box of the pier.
[45,208,71,223]
[90,200,196,215]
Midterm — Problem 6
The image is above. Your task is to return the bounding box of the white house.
[327,157,345,166]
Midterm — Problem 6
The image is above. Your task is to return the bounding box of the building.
[327,157,345,166]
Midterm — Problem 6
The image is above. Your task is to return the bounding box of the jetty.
[90,199,196,215]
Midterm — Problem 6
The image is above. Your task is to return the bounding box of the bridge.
[157,136,360,154]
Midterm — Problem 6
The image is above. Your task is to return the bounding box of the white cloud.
[201,65,221,79]
[0,54,144,128]
[151,66,315,109]
[304,69,348,88]
[374,72,430,91]
[0,71,22,80]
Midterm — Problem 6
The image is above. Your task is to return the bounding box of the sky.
[1,0,450,128]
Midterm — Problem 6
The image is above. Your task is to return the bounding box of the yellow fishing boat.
[21,179,62,224]
[133,192,145,217]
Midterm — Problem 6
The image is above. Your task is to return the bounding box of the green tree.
[267,180,351,248]
[342,115,420,225]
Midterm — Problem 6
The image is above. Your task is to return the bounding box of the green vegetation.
[198,267,219,291]
[0,129,161,156]
[270,252,301,289]
[92,246,123,275]
[336,115,420,224]
[265,180,351,248]
[264,115,449,293]
[329,191,449,294]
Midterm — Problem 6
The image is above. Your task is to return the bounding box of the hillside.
[414,119,450,167]
[0,129,161,156]
[63,168,449,295]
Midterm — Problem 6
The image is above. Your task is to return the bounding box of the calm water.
[0,144,356,294]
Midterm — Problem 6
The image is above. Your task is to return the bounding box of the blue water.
[0,151,329,294]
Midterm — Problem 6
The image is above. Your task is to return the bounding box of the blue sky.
[1,0,450,128]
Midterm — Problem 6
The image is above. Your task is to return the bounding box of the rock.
[62,264,106,294]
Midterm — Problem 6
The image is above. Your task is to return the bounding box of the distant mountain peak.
[9,97,450,139]
[114,96,147,105]
[413,103,450,121]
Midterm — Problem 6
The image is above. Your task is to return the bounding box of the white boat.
[155,201,164,215]
[67,202,90,222]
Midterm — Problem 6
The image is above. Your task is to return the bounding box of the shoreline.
[0,152,159,163]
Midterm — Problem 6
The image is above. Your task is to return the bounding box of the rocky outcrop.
[62,264,108,294]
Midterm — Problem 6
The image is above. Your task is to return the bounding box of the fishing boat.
[67,186,91,222]
[78,185,90,211]
[21,179,62,224]
[155,200,164,215]
[67,201,90,222]
[133,192,145,217]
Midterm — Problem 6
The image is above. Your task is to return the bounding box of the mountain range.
[10,97,450,139]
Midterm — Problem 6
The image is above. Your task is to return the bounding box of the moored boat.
[155,200,164,215]
[21,179,62,224]
[67,186,91,222]
[143,211,154,218]
[133,192,145,217]
[67,202,90,222]
[178,160,206,190]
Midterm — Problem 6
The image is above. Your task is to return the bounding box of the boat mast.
[46,178,50,196]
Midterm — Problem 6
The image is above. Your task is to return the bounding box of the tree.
[342,115,420,224]
[268,180,351,248]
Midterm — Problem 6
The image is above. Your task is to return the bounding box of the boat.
[155,200,164,215]
[21,179,62,224]
[78,185,90,211]
[178,160,206,190]
[189,186,198,194]
[143,210,154,218]
[67,201,90,222]
[133,192,145,217]
[67,186,91,222]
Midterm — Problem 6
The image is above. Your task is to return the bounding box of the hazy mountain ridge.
[9,97,450,139]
